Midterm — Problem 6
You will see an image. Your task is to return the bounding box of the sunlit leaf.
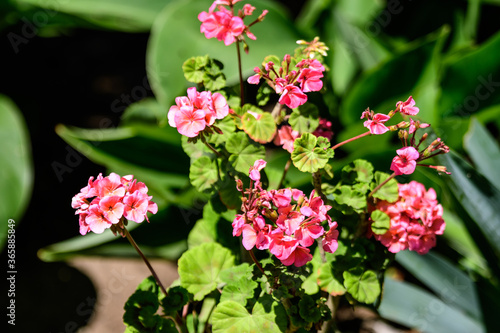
[291,133,333,173]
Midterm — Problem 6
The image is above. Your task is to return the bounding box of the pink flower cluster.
[168,87,229,137]
[248,55,326,109]
[233,160,339,267]
[371,181,445,254]
[198,0,267,46]
[72,173,158,235]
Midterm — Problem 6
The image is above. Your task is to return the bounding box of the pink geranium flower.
[362,113,390,135]
[297,68,324,92]
[99,196,124,224]
[273,126,300,153]
[174,108,207,138]
[390,146,420,175]
[199,5,245,46]
[123,191,149,223]
[278,85,308,109]
[396,96,419,116]
[86,204,112,234]
[249,159,267,181]
[280,246,312,267]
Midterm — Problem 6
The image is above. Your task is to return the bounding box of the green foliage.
[371,171,399,202]
[178,242,235,301]
[292,133,333,173]
[123,276,177,333]
[370,210,390,235]
[226,132,266,174]
[0,95,33,249]
[343,269,380,304]
[241,108,277,144]
[289,104,320,134]
[182,55,226,91]
[211,295,288,333]
[162,286,189,314]
[189,156,219,193]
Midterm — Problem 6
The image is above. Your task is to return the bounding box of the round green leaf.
[208,116,236,146]
[211,296,287,333]
[317,263,346,296]
[226,132,266,174]
[341,159,374,184]
[289,104,319,134]
[291,133,333,173]
[333,185,367,214]
[189,156,219,192]
[178,242,235,301]
[371,171,399,202]
[370,210,390,235]
[343,269,380,304]
[241,111,276,144]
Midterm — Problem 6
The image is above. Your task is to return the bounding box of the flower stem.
[236,40,244,106]
[203,140,221,157]
[124,227,188,333]
[278,159,292,189]
[248,249,267,277]
[368,172,397,199]
[331,131,371,150]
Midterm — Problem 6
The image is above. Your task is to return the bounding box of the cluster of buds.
[168,87,229,138]
[370,181,445,254]
[232,160,339,267]
[248,54,326,109]
[198,0,268,49]
[72,173,158,235]
[360,96,450,175]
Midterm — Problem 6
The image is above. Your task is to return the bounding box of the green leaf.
[436,151,500,257]
[220,278,258,306]
[370,210,390,235]
[189,156,219,193]
[219,263,254,284]
[178,242,235,301]
[162,286,189,313]
[292,133,333,173]
[55,123,189,202]
[317,263,346,296]
[298,295,321,323]
[208,116,236,146]
[289,104,319,134]
[341,34,439,125]
[333,185,366,214]
[396,251,482,321]
[121,98,166,126]
[147,0,300,109]
[241,110,276,144]
[379,277,485,333]
[211,296,288,333]
[371,171,399,202]
[226,132,266,174]
[17,0,171,32]
[343,269,380,304]
[341,159,374,184]
[0,95,33,249]
[182,55,210,83]
[463,117,500,190]
[440,31,500,117]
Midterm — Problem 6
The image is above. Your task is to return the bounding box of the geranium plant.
[69,1,454,332]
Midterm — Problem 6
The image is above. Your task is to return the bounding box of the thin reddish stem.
[331,131,371,150]
[368,172,397,199]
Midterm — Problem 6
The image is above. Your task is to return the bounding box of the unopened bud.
[236,179,244,192]
[284,54,291,64]
[421,133,428,141]
[397,121,408,129]
[258,9,268,21]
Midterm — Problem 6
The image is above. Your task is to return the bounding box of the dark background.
[1,0,499,332]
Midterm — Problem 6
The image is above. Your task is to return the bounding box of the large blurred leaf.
[463,117,500,190]
[0,95,33,250]
[440,31,500,117]
[147,0,301,108]
[15,0,171,31]
[56,123,189,203]
[436,151,500,258]
[379,277,485,333]
[396,251,482,321]
[340,32,442,125]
